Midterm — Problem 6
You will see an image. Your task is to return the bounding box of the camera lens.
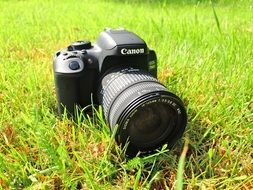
[98,68,187,155]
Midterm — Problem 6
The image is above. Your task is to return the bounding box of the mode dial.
[67,40,92,51]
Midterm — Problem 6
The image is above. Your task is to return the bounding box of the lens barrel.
[98,68,187,155]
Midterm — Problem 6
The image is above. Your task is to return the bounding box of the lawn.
[0,0,252,189]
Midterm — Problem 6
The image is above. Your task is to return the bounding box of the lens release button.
[69,61,80,70]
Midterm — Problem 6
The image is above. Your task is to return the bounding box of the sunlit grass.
[0,0,253,189]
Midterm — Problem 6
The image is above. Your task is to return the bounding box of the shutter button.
[69,61,80,70]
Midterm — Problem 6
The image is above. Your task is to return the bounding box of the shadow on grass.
[71,98,212,189]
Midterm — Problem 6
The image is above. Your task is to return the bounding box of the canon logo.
[121,48,145,55]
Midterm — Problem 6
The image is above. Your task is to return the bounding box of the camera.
[53,28,187,155]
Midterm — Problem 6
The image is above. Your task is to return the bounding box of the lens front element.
[127,102,175,147]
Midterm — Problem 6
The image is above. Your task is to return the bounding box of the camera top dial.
[67,40,92,51]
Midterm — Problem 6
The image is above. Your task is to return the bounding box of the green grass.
[0,0,253,189]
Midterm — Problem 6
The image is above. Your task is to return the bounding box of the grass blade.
[211,0,222,34]
[176,139,189,190]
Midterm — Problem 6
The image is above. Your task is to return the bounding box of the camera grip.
[54,73,80,115]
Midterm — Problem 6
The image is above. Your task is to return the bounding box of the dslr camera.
[53,28,187,155]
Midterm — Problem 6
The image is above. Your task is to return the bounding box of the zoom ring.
[99,68,158,121]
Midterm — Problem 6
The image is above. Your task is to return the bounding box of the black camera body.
[54,29,187,155]
[54,29,157,115]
